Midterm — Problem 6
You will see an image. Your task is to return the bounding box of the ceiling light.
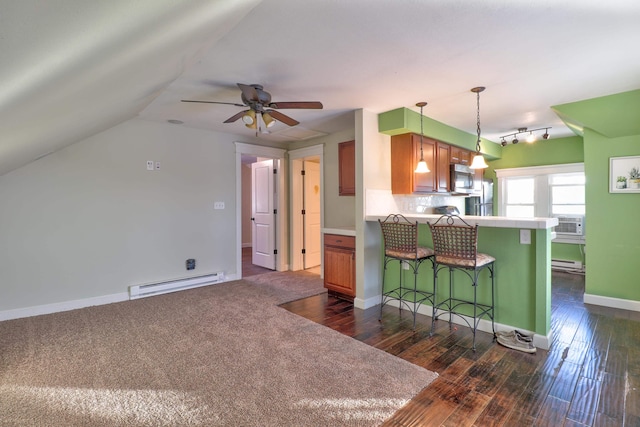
[542,129,550,140]
[242,110,256,125]
[500,127,552,145]
[469,87,488,170]
[414,102,430,174]
[262,112,276,128]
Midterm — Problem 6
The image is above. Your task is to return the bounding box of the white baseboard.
[0,292,129,322]
[0,273,241,323]
[372,298,551,350]
[584,293,640,312]
[354,295,380,310]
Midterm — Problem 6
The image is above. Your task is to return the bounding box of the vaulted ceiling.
[2,0,639,176]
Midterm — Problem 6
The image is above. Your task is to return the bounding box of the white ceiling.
[2,0,640,175]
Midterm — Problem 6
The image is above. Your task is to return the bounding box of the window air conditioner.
[554,216,584,236]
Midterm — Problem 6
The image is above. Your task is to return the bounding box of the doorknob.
[251,217,255,221]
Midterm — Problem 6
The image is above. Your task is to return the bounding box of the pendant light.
[414,102,430,173]
[469,87,489,169]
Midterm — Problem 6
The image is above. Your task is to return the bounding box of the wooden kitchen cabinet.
[391,133,453,194]
[436,142,450,193]
[391,133,436,194]
[338,140,355,196]
[323,234,355,298]
[450,146,471,166]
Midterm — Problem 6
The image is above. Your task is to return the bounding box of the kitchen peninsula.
[363,191,558,350]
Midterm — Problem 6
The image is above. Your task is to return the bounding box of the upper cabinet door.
[338,140,355,196]
[436,142,450,193]
[391,133,436,194]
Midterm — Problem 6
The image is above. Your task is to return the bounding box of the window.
[505,177,535,217]
[550,173,585,216]
[496,163,585,243]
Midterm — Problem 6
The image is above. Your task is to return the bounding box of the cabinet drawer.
[324,234,355,249]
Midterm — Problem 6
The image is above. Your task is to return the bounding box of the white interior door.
[252,159,275,270]
[303,161,321,268]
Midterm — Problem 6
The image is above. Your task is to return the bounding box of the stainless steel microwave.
[450,164,475,194]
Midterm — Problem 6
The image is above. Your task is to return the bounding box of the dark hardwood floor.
[281,271,640,426]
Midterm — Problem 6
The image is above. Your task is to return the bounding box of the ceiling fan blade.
[224,110,250,123]
[181,100,245,107]
[268,101,323,109]
[237,83,259,102]
[265,109,299,126]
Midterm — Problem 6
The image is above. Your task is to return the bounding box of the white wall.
[0,118,241,314]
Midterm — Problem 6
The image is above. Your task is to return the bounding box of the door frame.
[235,143,287,278]
[289,144,324,273]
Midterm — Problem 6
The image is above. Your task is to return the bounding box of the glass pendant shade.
[415,159,430,173]
[469,153,489,169]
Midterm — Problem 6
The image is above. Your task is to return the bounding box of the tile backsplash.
[366,189,466,216]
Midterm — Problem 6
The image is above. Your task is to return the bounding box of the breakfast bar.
[364,213,558,349]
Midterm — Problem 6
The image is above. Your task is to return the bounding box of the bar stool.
[378,214,435,330]
[428,214,495,350]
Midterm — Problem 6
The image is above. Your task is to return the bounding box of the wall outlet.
[520,229,531,245]
[146,160,154,171]
[155,161,161,170]
[186,258,196,270]
[214,202,225,210]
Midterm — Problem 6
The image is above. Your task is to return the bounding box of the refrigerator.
[465,179,494,216]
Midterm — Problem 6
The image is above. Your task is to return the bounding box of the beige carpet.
[0,271,437,426]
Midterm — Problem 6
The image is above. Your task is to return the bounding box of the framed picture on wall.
[610,155,640,193]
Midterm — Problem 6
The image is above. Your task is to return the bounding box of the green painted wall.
[583,129,640,300]
[484,135,585,263]
[378,108,501,159]
[382,224,550,334]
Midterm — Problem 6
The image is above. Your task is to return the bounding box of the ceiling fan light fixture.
[262,112,276,128]
[242,109,256,125]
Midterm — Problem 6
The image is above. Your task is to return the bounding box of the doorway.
[236,143,287,279]
[289,145,324,274]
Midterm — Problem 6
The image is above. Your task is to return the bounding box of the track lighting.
[500,127,551,145]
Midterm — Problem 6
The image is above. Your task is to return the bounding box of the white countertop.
[322,226,356,236]
[365,214,558,230]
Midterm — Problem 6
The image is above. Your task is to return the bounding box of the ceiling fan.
[181,83,323,130]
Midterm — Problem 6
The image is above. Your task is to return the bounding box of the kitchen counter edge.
[365,214,558,230]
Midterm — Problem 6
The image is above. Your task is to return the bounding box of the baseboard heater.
[551,259,583,272]
[129,272,225,300]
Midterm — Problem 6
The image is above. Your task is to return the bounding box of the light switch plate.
[146,160,154,171]
[520,229,531,244]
